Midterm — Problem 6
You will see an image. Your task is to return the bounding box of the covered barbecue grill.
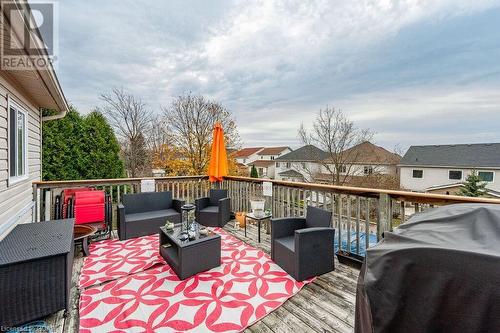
[355,203,500,333]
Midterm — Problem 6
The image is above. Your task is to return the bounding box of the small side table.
[245,212,272,243]
[74,225,98,256]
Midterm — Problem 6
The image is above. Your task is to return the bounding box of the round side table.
[74,225,98,256]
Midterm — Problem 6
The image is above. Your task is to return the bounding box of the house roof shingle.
[233,147,264,158]
[278,170,304,178]
[275,145,328,161]
[400,143,500,168]
[314,173,400,190]
[257,147,291,155]
[325,141,400,165]
[249,160,276,167]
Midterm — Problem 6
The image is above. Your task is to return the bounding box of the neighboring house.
[399,143,500,196]
[275,145,328,182]
[277,169,305,182]
[234,147,264,165]
[256,146,292,161]
[0,2,69,238]
[316,141,401,187]
[246,147,292,178]
[248,160,275,178]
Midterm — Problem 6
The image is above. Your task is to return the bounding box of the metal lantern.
[181,204,196,234]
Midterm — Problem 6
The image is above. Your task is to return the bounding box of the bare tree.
[99,88,153,177]
[149,115,172,154]
[393,143,406,157]
[299,106,372,185]
[162,93,240,175]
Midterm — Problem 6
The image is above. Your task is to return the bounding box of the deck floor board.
[43,221,358,332]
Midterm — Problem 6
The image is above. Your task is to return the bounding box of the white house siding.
[246,164,276,179]
[257,148,292,161]
[0,76,42,238]
[275,161,322,182]
[267,164,276,178]
[400,166,500,192]
[236,150,263,165]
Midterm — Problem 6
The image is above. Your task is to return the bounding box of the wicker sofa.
[118,191,185,240]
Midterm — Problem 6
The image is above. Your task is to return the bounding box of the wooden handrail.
[223,175,500,205]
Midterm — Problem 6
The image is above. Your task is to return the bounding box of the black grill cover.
[355,204,500,333]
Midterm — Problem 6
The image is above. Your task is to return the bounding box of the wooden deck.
[44,222,359,333]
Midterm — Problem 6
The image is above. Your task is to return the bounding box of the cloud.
[53,0,500,150]
[340,85,500,146]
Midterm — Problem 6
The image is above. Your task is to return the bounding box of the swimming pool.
[334,231,377,257]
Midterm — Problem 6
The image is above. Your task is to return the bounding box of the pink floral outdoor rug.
[79,228,313,332]
[79,234,163,289]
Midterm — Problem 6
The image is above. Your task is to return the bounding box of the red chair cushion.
[62,187,95,218]
[74,191,105,224]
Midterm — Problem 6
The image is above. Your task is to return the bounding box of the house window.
[9,101,27,182]
[243,158,246,163]
[260,156,263,159]
[271,156,274,160]
[364,166,373,175]
[276,162,280,167]
[339,165,347,173]
[258,168,264,176]
[478,171,494,182]
[448,170,462,180]
[286,162,291,168]
[412,169,423,179]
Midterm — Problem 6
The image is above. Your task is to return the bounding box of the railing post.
[32,183,41,222]
[378,193,391,241]
[44,190,51,221]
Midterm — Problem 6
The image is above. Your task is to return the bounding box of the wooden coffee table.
[159,225,221,280]
[74,225,98,256]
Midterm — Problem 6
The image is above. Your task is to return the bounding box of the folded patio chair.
[55,188,112,239]
[195,189,231,227]
[118,191,185,240]
[271,206,335,281]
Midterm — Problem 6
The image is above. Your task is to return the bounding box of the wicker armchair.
[271,206,335,281]
[195,189,231,227]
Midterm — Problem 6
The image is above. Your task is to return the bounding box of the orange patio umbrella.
[208,122,228,183]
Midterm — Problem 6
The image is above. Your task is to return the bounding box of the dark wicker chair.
[118,191,185,240]
[271,206,335,281]
[195,189,231,227]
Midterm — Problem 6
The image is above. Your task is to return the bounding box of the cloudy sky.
[54,0,500,151]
